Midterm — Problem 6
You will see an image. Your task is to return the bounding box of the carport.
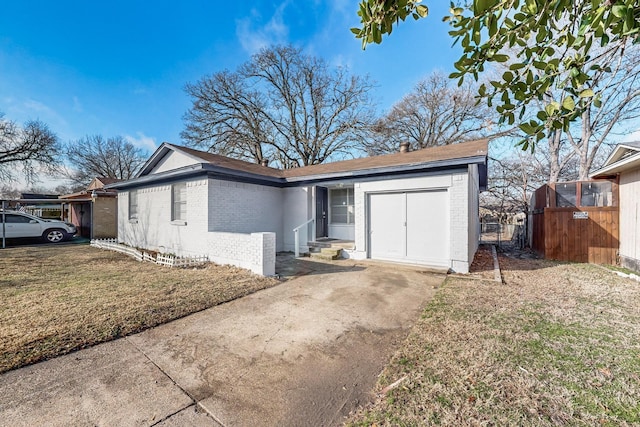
[1,198,67,249]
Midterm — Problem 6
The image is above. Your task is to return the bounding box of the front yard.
[0,245,278,374]
[348,248,640,426]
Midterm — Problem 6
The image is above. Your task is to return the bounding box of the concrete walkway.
[0,258,444,427]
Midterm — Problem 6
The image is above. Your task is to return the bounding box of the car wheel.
[43,229,67,243]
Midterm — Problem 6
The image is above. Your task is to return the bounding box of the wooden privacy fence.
[531,180,619,265]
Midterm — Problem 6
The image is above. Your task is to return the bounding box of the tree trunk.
[547,130,562,183]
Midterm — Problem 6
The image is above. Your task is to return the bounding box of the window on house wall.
[330,188,354,224]
[172,183,187,221]
[128,190,138,219]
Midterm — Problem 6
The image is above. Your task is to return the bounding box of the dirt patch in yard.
[347,255,640,426]
[468,244,498,281]
[0,245,278,374]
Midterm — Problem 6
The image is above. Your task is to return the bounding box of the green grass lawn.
[347,254,640,426]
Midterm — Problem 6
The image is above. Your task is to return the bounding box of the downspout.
[90,191,97,240]
[1,200,6,249]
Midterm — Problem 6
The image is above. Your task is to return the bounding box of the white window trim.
[128,190,138,222]
[329,187,355,225]
[171,183,187,224]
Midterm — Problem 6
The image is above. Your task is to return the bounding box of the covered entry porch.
[293,185,355,258]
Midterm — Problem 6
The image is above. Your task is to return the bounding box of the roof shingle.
[172,138,488,180]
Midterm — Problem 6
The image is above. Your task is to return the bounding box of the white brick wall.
[208,179,285,251]
[207,231,276,276]
[467,164,480,267]
[118,179,277,276]
[449,172,470,273]
[118,179,209,257]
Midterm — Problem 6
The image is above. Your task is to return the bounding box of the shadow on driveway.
[275,252,366,278]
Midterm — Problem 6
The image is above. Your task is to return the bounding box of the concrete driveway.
[0,257,444,427]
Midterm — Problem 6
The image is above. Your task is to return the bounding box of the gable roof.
[590,142,640,178]
[111,139,488,189]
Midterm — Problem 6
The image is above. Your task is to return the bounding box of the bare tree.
[0,113,61,183]
[511,41,640,182]
[563,46,640,180]
[0,185,21,200]
[65,135,148,186]
[482,138,585,218]
[182,45,376,168]
[366,72,494,154]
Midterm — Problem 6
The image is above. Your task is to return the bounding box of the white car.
[0,210,77,243]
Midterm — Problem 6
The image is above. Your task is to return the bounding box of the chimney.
[260,158,269,167]
[399,142,410,153]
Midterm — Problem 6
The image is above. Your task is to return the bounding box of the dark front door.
[315,186,328,238]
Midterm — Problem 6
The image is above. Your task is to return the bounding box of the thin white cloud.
[133,86,149,95]
[16,98,69,128]
[23,99,54,114]
[124,132,157,153]
[236,2,291,55]
[304,0,357,69]
[72,96,83,113]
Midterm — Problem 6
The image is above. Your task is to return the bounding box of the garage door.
[369,190,449,266]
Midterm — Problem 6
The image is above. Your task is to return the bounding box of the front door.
[315,186,328,238]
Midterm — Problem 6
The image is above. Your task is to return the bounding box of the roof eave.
[590,152,640,178]
[107,164,210,189]
[108,153,488,190]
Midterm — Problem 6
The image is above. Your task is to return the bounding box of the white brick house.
[109,139,488,275]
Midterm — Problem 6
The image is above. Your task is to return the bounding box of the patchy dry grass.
[348,250,640,426]
[0,245,278,374]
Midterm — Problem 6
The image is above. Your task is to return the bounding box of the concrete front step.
[310,248,342,260]
[308,241,332,249]
[308,240,355,250]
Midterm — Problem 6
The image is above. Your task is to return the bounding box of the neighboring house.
[591,141,640,272]
[59,177,120,239]
[108,139,488,275]
[19,193,62,219]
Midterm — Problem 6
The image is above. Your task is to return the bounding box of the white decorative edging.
[90,238,208,268]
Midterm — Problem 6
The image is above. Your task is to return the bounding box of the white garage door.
[369,190,449,266]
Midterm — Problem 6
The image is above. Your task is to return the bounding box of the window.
[5,214,35,223]
[128,190,138,220]
[330,188,354,224]
[172,183,187,222]
[581,181,613,207]
[555,183,577,207]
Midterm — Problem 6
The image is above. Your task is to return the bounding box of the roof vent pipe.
[260,158,269,167]
[399,142,410,153]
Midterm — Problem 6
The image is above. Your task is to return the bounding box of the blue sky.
[1,0,461,160]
